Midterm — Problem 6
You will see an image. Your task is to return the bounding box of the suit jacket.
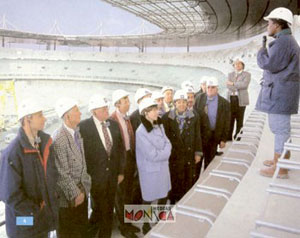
[130,109,141,134]
[226,71,251,107]
[79,117,125,192]
[110,111,135,152]
[52,125,91,208]
[194,93,231,144]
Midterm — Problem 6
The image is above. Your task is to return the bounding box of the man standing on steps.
[256,7,300,178]
[226,59,251,141]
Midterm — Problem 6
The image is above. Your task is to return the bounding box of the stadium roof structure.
[0,0,299,49]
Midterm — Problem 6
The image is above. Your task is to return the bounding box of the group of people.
[0,6,299,238]
[0,73,234,238]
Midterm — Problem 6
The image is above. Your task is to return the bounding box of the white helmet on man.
[134,88,152,104]
[139,98,157,114]
[88,94,109,111]
[173,89,188,101]
[55,97,78,118]
[206,77,219,87]
[161,86,174,94]
[112,89,130,106]
[185,86,195,94]
[200,76,209,84]
[151,91,164,101]
[181,81,194,90]
[18,98,44,120]
[264,7,294,25]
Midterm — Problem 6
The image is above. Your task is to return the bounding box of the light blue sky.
[0,0,161,35]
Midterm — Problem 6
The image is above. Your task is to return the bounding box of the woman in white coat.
[135,98,172,234]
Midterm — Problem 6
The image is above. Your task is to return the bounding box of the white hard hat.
[112,89,130,106]
[139,98,158,114]
[89,94,109,111]
[134,88,152,104]
[264,7,294,25]
[17,98,43,120]
[173,89,188,101]
[185,86,195,94]
[200,76,209,84]
[206,77,219,87]
[181,81,194,90]
[55,97,78,118]
[161,86,174,94]
[151,91,164,100]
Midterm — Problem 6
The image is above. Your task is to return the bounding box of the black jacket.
[162,109,202,200]
[194,93,231,144]
[195,88,204,99]
[79,117,125,192]
[162,109,202,165]
[130,109,141,134]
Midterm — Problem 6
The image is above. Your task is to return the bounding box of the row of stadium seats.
[250,111,300,238]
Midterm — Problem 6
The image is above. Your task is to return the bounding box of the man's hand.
[226,81,234,86]
[118,174,124,184]
[195,155,201,164]
[74,192,85,207]
[219,141,226,149]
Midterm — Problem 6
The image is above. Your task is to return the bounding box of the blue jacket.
[256,28,300,114]
[0,128,58,238]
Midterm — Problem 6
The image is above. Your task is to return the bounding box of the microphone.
[262,36,267,48]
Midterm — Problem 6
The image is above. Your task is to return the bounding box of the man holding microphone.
[256,7,300,178]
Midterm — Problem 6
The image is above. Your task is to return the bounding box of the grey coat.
[256,28,300,114]
[52,125,91,208]
[226,71,251,107]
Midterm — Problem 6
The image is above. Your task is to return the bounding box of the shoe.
[120,228,139,238]
[263,151,290,167]
[125,223,140,233]
[142,223,151,235]
[263,159,274,167]
[215,151,223,156]
[260,152,288,179]
[260,166,289,179]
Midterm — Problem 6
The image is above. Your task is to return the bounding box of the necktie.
[74,131,82,154]
[124,117,135,151]
[102,122,112,156]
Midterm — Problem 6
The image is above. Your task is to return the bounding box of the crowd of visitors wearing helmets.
[0,76,232,238]
[0,6,299,238]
